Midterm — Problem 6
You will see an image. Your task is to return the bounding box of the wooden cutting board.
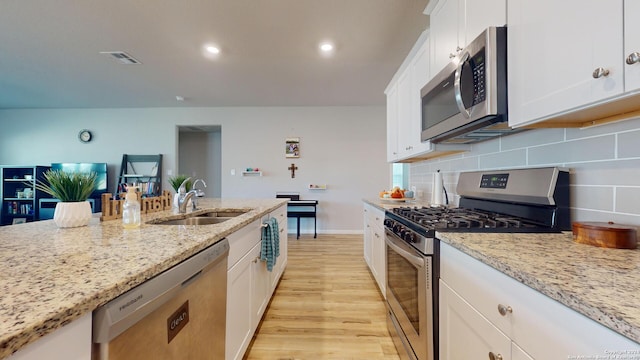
[572,221,638,249]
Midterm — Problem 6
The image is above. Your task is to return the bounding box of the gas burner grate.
[392,206,548,231]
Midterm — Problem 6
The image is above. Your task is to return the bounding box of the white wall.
[0,106,390,233]
[410,116,640,226]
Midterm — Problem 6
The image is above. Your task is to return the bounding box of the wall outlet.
[167,169,173,176]
[230,168,236,176]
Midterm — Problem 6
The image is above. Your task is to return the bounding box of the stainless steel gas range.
[384,167,570,360]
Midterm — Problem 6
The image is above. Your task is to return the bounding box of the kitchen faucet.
[177,177,196,213]
[192,178,207,197]
[191,178,207,209]
[178,177,207,213]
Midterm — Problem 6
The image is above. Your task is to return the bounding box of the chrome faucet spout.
[192,178,207,198]
[178,190,198,213]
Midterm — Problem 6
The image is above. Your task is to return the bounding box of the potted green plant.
[168,174,192,192]
[168,174,192,209]
[34,170,98,228]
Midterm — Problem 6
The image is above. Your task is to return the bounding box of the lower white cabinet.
[8,313,91,360]
[363,203,385,297]
[439,242,640,359]
[439,281,511,360]
[226,205,287,360]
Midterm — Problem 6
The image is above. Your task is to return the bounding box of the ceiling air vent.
[100,51,142,65]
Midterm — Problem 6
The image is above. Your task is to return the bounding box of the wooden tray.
[572,221,638,249]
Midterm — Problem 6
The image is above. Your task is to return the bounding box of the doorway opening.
[177,125,222,197]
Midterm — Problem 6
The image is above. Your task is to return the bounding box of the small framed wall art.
[286,137,300,158]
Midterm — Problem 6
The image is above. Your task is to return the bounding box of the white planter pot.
[53,201,92,228]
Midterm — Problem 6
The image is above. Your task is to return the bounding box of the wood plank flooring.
[244,234,400,360]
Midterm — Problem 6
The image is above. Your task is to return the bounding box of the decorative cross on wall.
[288,163,298,178]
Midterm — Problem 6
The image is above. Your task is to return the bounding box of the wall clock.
[78,129,93,143]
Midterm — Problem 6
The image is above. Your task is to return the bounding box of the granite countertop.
[0,198,286,359]
[363,198,431,211]
[437,231,640,344]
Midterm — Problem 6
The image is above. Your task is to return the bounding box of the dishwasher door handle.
[93,238,229,343]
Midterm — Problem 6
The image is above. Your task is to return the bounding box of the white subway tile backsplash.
[571,186,614,212]
[409,118,640,226]
[571,208,640,225]
[571,159,640,186]
[500,128,565,151]
[528,135,615,165]
[471,137,500,154]
[478,148,527,169]
[617,130,640,158]
[615,187,640,215]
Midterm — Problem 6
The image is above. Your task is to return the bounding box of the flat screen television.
[50,162,108,197]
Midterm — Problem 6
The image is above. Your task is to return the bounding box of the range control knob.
[404,232,415,243]
[383,219,393,228]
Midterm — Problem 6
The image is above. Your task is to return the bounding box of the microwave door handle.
[454,51,471,119]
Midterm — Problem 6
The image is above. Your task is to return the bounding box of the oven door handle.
[385,232,424,269]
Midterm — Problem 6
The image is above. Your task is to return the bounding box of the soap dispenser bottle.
[122,186,141,229]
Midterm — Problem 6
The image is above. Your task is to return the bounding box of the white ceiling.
[0,0,429,109]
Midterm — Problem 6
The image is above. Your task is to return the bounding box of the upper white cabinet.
[386,31,470,162]
[624,0,640,92]
[508,0,640,128]
[386,31,432,162]
[427,0,506,75]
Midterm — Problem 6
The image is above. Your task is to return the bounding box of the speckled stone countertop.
[362,198,431,211]
[0,198,286,359]
[437,231,640,344]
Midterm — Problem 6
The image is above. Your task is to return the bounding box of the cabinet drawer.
[440,242,640,358]
[227,219,261,269]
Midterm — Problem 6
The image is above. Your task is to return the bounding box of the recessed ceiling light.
[206,46,220,54]
[320,43,333,52]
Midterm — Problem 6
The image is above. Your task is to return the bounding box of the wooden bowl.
[572,221,638,249]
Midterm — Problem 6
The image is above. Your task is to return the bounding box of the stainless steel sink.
[148,210,248,226]
[151,217,232,225]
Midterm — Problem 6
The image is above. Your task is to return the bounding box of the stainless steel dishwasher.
[92,238,229,359]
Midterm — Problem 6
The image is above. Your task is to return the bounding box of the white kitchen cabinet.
[226,204,287,360]
[386,31,468,162]
[269,204,288,290]
[363,206,373,268]
[625,0,640,92]
[439,281,511,360]
[427,0,506,75]
[8,313,91,360]
[387,31,431,162]
[363,203,385,297]
[386,83,400,162]
[507,0,625,127]
[512,343,534,360]
[439,242,640,359]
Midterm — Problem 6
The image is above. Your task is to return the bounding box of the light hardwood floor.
[244,234,400,360]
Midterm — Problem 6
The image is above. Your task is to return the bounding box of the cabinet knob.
[627,52,640,65]
[488,352,503,360]
[253,257,260,263]
[449,53,457,59]
[592,67,610,78]
[456,46,464,52]
[497,304,513,316]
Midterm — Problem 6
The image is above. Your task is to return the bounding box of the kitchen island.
[438,231,640,351]
[0,198,286,359]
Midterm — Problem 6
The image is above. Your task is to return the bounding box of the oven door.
[385,229,433,360]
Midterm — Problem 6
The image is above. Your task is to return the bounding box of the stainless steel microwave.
[421,26,521,144]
